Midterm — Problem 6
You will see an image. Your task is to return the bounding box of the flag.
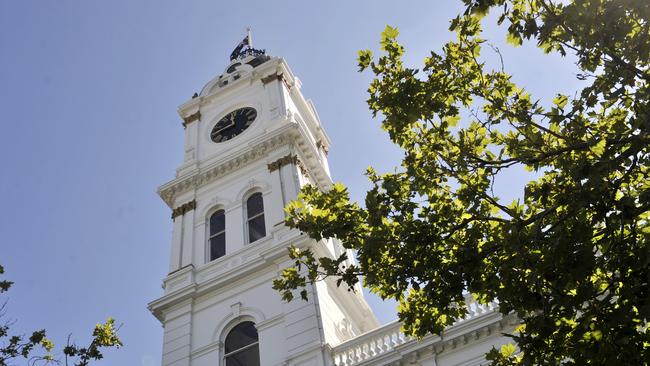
[230,35,250,60]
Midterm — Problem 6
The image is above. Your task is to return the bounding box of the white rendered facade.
[149,50,516,366]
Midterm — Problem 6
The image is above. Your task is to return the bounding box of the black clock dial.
[210,107,257,143]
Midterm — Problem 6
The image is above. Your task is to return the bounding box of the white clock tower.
[148,42,378,366]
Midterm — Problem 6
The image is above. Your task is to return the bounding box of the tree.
[0,264,122,366]
[273,0,650,364]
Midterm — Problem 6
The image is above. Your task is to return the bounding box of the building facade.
[148,45,516,366]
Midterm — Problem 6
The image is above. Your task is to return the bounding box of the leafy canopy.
[274,0,650,364]
[0,264,122,366]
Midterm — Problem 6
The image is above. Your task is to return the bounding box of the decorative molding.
[212,309,265,343]
[158,123,332,209]
[149,234,311,322]
[316,139,329,155]
[260,72,284,85]
[195,197,229,222]
[267,154,296,172]
[194,56,278,102]
[261,72,293,91]
[158,132,291,207]
[164,265,194,293]
[234,178,272,203]
[172,200,196,219]
[330,311,517,366]
[182,111,201,128]
[335,318,354,342]
[148,285,197,322]
[296,160,308,176]
[167,263,194,277]
[190,341,220,360]
[267,154,308,175]
[230,302,242,317]
[256,314,284,331]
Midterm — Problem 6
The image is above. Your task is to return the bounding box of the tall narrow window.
[209,210,226,261]
[224,321,260,366]
[246,193,265,243]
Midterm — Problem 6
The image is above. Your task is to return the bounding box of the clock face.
[210,107,257,143]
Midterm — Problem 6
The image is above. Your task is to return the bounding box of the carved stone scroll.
[182,111,201,128]
[261,72,284,85]
[261,72,292,90]
[172,200,197,220]
[316,139,329,155]
[267,154,308,175]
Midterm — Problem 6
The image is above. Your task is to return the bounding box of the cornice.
[158,122,332,208]
[291,118,332,185]
[158,127,291,207]
[148,284,197,322]
[434,313,518,355]
[190,342,219,361]
[148,233,311,322]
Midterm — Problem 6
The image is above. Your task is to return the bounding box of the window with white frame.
[224,321,260,366]
[246,193,265,243]
[208,209,226,261]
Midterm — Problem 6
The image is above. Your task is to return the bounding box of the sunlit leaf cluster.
[274,0,649,364]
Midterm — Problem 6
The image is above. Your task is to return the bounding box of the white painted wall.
[150,54,514,366]
[151,55,380,366]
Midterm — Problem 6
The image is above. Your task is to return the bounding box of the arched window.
[224,321,260,366]
[246,193,265,243]
[209,210,226,261]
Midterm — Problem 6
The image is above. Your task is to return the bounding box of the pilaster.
[181,204,195,268]
[170,215,184,273]
[225,201,245,253]
[162,300,194,366]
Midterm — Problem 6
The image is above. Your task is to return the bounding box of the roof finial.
[246,26,253,48]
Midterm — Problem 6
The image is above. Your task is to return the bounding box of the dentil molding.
[158,132,291,207]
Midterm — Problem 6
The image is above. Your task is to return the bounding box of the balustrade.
[331,295,499,366]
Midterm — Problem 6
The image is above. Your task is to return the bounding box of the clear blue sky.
[0,1,582,365]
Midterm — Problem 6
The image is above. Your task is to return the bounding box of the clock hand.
[212,120,236,136]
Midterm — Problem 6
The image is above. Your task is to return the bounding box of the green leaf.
[382,25,399,41]
[472,44,481,57]
[357,49,373,71]
[553,94,569,109]
[506,31,523,46]
[589,139,606,157]
[501,343,517,357]
[447,115,461,127]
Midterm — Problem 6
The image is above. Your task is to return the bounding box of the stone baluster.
[346,349,355,365]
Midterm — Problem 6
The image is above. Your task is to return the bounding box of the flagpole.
[246,27,252,48]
